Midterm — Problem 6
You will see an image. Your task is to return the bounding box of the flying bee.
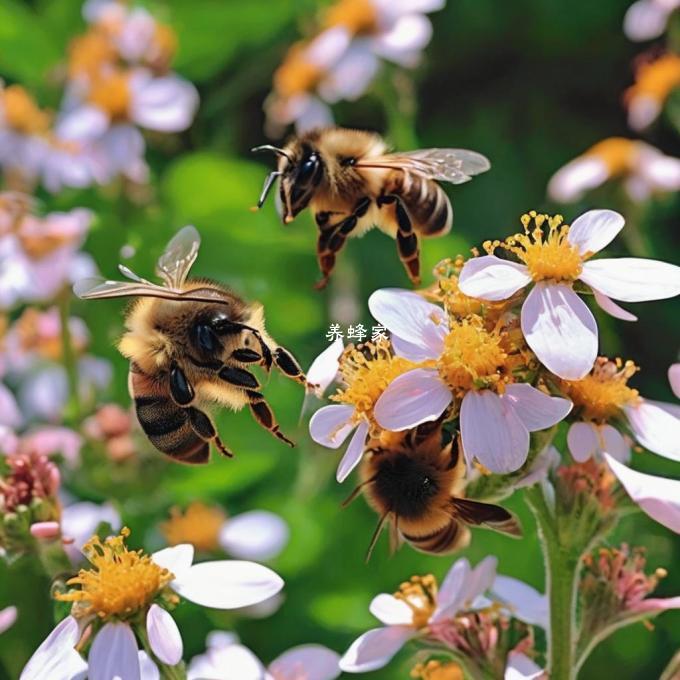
[344,424,521,560]
[74,226,308,464]
[252,127,490,289]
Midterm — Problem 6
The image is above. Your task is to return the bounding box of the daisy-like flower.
[561,357,680,462]
[547,138,680,203]
[624,53,680,131]
[0,606,17,634]
[624,0,680,41]
[368,289,571,473]
[188,631,341,680]
[309,339,417,481]
[20,528,284,680]
[411,655,543,680]
[458,209,680,380]
[160,501,289,562]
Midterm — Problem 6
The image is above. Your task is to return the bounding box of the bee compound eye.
[192,323,221,354]
[297,153,319,184]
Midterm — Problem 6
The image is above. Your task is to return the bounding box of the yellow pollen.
[68,31,117,80]
[325,0,380,35]
[394,574,438,629]
[561,357,641,422]
[331,340,416,419]
[411,660,464,680]
[626,53,680,105]
[485,211,583,283]
[1,85,51,135]
[149,24,178,70]
[55,528,175,620]
[160,502,225,552]
[273,43,325,98]
[88,71,131,120]
[437,316,508,394]
[584,137,637,176]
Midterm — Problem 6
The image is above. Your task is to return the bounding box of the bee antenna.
[254,170,282,209]
[365,511,390,564]
[341,475,377,508]
[251,145,293,164]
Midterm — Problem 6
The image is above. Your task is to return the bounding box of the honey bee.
[252,127,490,289]
[74,226,307,464]
[345,424,521,560]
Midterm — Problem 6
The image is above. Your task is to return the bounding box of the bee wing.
[155,225,201,288]
[356,148,491,185]
[451,498,522,537]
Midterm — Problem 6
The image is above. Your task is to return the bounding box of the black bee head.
[278,144,324,221]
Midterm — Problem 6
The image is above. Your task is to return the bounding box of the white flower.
[367,288,571,473]
[218,510,289,562]
[0,606,17,634]
[306,336,344,396]
[188,631,341,680]
[624,0,680,40]
[458,209,680,380]
[490,576,549,630]
[21,535,284,680]
[548,139,680,203]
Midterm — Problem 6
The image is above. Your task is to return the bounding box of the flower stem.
[525,485,578,680]
[58,286,81,421]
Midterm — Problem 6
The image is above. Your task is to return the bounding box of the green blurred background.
[0,0,679,677]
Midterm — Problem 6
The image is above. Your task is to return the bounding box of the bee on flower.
[547,138,680,203]
[20,528,284,680]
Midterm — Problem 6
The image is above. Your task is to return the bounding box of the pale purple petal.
[219,510,289,561]
[20,616,85,680]
[600,424,632,463]
[625,401,680,460]
[669,363,680,399]
[0,606,16,634]
[309,404,355,448]
[0,383,22,428]
[431,557,471,622]
[55,105,109,141]
[580,258,680,302]
[593,289,638,321]
[306,338,344,395]
[502,383,572,431]
[368,288,447,357]
[373,368,451,431]
[372,14,432,67]
[369,594,414,625]
[337,419,370,482]
[632,596,680,614]
[458,255,532,301]
[547,156,609,203]
[89,623,140,680]
[173,560,284,609]
[466,556,499,604]
[61,501,121,560]
[130,72,199,132]
[521,282,598,380]
[566,209,625,256]
[391,334,440,362]
[269,645,340,680]
[146,605,182,666]
[339,627,416,673]
[624,0,673,40]
[567,421,600,462]
[152,544,194,581]
[505,652,544,680]
[187,641,264,680]
[460,390,530,473]
[605,454,680,533]
[515,446,561,488]
[492,575,549,628]
[138,651,160,680]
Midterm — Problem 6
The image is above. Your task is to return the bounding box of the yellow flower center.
[325,0,379,35]
[561,357,641,422]
[273,43,325,98]
[88,71,131,120]
[160,502,225,552]
[411,661,464,680]
[331,340,416,420]
[68,31,117,80]
[1,85,51,135]
[485,211,583,283]
[437,316,509,394]
[394,574,438,629]
[56,528,176,620]
[626,53,680,104]
[585,137,637,176]
[149,24,178,70]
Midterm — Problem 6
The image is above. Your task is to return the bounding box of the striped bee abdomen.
[402,519,469,555]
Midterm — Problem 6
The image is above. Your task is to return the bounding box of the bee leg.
[169,363,195,406]
[378,194,421,285]
[187,406,233,458]
[231,348,263,364]
[272,346,308,386]
[218,366,260,389]
[246,389,295,447]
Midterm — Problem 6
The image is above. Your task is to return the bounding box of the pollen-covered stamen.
[56,528,176,620]
[585,138,638,176]
[331,340,416,420]
[626,53,680,105]
[394,574,438,629]
[485,211,583,283]
[325,0,380,35]
[160,502,225,552]
[87,71,132,120]
[556,460,617,511]
[1,85,52,136]
[411,660,464,680]
[561,357,641,422]
[68,31,117,81]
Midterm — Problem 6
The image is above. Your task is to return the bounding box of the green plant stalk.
[58,286,81,421]
[525,485,578,680]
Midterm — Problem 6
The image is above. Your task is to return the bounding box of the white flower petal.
[306,338,344,395]
[431,557,471,622]
[188,642,265,680]
[373,368,451,431]
[173,560,284,609]
[336,419,369,482]
[547,156,609,203]
[466,556,499,604]
[372,14,432,67]
[567,421,599,462]
[130,72,199,133]
[505,652,544,680]
[458,255,532,301]
[580,258,680,302]
[624,0,673,40]
[369,594,414,625]
[625,401,680,460]
[502,383,572,431]
[600,424,632,463]
[567,209,625,256]
[89,622,140,680]
[20,616,85,680]
[0,606,17,634]
[152,544,194,580]
[219,510,289,561]
[55,105,110,141]
[0,383,21,428]
[593,289,638,321]
[147,605,183,666]
[605,454,680,533]
[628,95,661,131]
[368,288,447,357]
[521,282,598,380]
[391,334,439,362]
[460,390,530,473]
[309,404,355,448]
[492,575,549,628]
[139,651,160,680]
[269,645,340,680]
[669,363,680,399]
[339,626,416,673]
